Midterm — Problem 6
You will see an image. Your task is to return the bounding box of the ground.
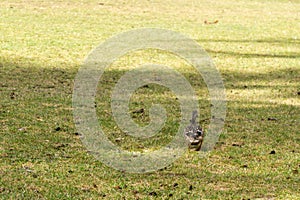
[0,0,299,199]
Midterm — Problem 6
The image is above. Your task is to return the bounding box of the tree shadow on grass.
[197,38,300,44]
[196,38,300,59]
[206,49,300,59]
[1,59,299,198]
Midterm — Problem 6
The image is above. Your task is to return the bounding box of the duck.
[184,110,204,151]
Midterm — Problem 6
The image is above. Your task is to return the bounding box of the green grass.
[1,0,300,199]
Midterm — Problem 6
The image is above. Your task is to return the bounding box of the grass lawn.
[1,0,299,199]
